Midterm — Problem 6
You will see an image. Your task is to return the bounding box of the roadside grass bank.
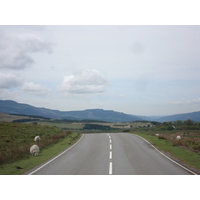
[0,132,80,175]
[132,132,200,174]
[133,132,200,174]
[0,122,70,165]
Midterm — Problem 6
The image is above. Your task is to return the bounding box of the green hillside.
[0,121,71,165]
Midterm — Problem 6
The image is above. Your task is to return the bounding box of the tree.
[167,126,174,131]
[184,119,194,126]
[174,120,183,126]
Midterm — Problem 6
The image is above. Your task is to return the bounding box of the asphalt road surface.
[26,133,194,175]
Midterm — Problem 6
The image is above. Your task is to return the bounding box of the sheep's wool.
[34,136,41,142]
[176,135,181,140]
[30,145,40,156]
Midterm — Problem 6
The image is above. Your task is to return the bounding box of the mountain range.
[0,100,142,122]
[0,100,200,123]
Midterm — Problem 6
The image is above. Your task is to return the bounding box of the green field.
[36,120,152,131]
[37,121,85,130]
[0,131,80,175]
[0,121,81,174]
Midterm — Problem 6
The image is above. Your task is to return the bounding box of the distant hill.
[62,109,144,122]
[157,111,200,122]
[0,100,63,118]
[1,100,200,122]
[0,100,143,123]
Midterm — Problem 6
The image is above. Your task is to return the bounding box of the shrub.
[193,145,200,152]
[158,135,167,140]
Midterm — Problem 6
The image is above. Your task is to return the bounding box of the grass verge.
[0,132,81,175]
[132,132,200,173]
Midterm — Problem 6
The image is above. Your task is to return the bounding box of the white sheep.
[155,134,159,137]
[176,135,181,140]
[34,136,41,142]
[30,145,40,156]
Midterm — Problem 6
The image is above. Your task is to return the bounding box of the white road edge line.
[135,134,198,175]
[110,144,112,150]
[28,134,85,175]
[109,162,112,175]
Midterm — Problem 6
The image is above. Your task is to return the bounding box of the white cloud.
[58,69,107,96]
[0,89,21,100]
[0,28,53,70]
[171,98,200,105]
[187,98,200,104]
[0,72,23,88]
[22,82,52,96]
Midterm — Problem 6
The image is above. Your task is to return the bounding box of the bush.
[158,135,167,140]
[193,145,200,152]
[171,139,183,147]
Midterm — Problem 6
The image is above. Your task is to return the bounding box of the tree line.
[151,119,200,131]
[83,124,112,130]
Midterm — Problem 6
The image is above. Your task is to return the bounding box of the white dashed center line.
[110,151,112,159]
[109,162,112,175]
[107,134,113,175]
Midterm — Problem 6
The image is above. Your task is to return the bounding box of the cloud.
[0,72,23,88]
[171,98,200,105]
[22,82,52,96]
[187,98,200,104]
[58,69,107,96]
[0,28,53,69]
[0,89,22,101]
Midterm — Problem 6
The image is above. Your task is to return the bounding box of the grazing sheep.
[155,134,159,137]
[30,145,40,156]
[176,135,181,140]
[34,136,41,142]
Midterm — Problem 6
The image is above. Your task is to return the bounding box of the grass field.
[0,121,82,174]
[137,130,200,154]
[36,120,153,130]
[0,121,65,164]
[0,132,80,175]
[0,112,33,122]
[37,121,85,130]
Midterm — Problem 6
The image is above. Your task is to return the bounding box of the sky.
[1,25,200,116]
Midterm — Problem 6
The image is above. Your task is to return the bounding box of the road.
[26,133,195,175]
